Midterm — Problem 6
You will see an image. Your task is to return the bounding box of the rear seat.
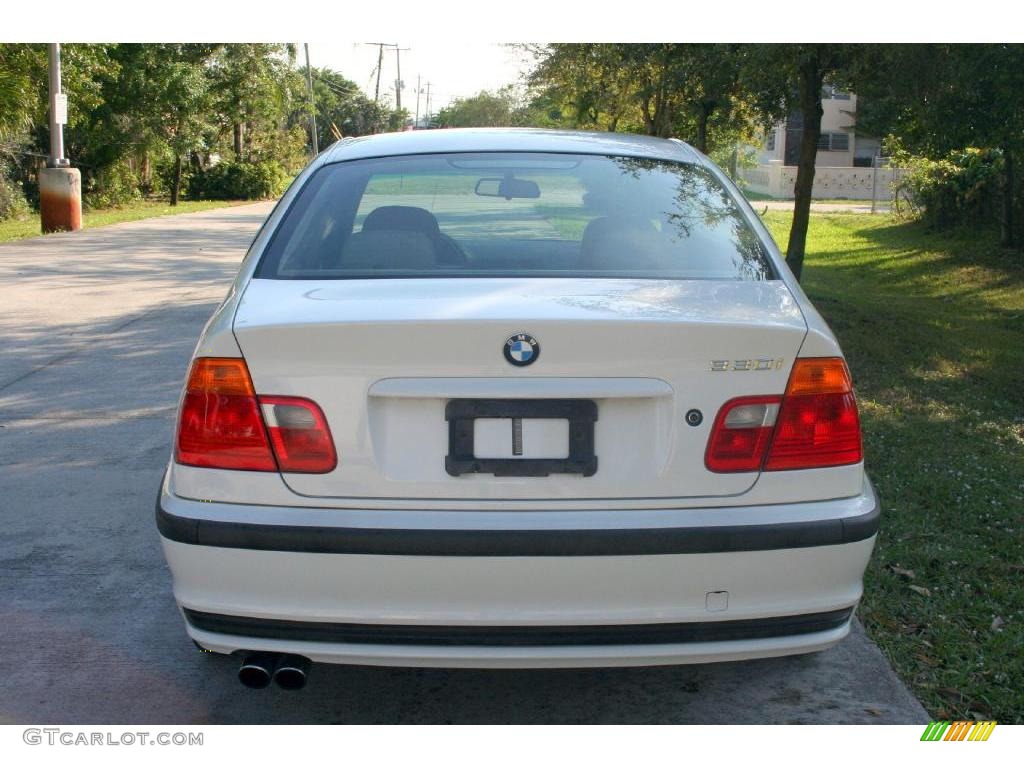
[340,230,438,270]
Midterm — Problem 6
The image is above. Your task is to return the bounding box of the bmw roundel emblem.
[504,333,540,367]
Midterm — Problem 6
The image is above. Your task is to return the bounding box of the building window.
[765,130,775,151]
[816,132,850,152]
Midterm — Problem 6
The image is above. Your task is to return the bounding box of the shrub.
[83,160,142,210]
[188,160,289,201]
[895,147,1004,230]
[0,173,31,221]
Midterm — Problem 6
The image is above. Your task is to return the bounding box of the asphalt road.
[0,204,927,724]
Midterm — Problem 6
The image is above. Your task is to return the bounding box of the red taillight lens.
[705,357,863,473]
[259,396,337,474]
[175,359,337,474]
[764,391,862,470]
[705,396,782,472]
[176,358,276,471]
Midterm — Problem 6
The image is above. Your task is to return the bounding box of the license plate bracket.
[445,399,598,477]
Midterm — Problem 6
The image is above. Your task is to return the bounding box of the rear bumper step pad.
[157,497,879,556]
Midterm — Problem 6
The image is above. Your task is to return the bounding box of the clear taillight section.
[705,358,862,473]
[175,358,336,473]
[259,396,337,473]
[705,395,782,472]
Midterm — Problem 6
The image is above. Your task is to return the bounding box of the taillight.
[175,358,336,474]
[705,396,782,472]
[765,358,862,470]
[705,357,862,473]
[176,358,276,471]
[259,396,337,473]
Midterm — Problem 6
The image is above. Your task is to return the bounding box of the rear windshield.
[256,152,773,281]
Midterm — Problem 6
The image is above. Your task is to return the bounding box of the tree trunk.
[170,154,182,206]
[641,95,655,136]
[695,104,712,154]
[786,61,825,281]
[1002,145,1015,248]
[233,123,244,159]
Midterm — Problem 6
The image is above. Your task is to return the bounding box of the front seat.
[362,205,467,265]
[579,215,666,271]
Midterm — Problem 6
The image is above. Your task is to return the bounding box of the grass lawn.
[762,211,1023,723]
[0,199,250,243]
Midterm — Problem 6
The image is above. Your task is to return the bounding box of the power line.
[314,72,357,99]
[313,68,358,94]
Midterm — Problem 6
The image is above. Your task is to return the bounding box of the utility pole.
[367,43,389,103]
[393,47,410,111]
[40,43,81,233]
[304,44,318,155]
[425,82,432,128]
[414,74,421,129]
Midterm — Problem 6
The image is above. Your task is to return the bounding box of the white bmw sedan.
[157,128,877,690]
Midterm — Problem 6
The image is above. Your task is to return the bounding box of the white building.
[740,87,897,200]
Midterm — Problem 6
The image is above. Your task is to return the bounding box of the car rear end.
[156,130,877,680]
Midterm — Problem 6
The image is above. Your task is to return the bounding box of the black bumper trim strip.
[156,488,879,556]
[184,607,854,647]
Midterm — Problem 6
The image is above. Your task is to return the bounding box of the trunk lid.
[233,277,806,502]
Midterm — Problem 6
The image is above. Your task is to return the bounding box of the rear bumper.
[157,475,878,668]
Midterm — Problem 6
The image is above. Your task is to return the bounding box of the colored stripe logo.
[921,721,997,741]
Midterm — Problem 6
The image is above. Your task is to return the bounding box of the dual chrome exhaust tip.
[238,652,311,690]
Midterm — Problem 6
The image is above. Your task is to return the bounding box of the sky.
[308,42,533,114]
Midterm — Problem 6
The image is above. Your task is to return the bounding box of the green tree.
[0,44,43,143]
[299,66,412,143]
[740,44,868,279]
[296,66,403,143]
[158,54,215,205]
[208,44,297,161]
[856,44,1024,246]
[436,88,527,128]
[526,44,752,155]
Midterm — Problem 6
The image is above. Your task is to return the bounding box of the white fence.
[739,159,907,204]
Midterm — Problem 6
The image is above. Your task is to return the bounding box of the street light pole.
[41,43,81,233]
[48,43,67,167]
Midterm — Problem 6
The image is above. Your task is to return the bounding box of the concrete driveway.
[0,204,927,724]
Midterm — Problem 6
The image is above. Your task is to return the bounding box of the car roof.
[321,128,704,165]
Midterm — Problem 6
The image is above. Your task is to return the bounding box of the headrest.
[579,215,664,270]
[363,206,441,239]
